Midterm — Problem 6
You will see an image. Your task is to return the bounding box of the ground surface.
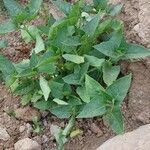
[0,0,150,150]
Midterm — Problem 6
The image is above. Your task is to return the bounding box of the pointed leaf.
[62,54,84,64]
[33,34,45,54]
[53,98,68,105]
[123,43,150,59]
[103,62,120,86]
[109,4,123,16]
[85,74,104,98]
[77,96,106,118]
[85,55,105,67]
[83,13,101,36]
[39,76,51,101]
[0,20,16,34]
[62,36,81,46]
[106,74,132,105]
[76,86,90,103]
[0,40,8,48]
[103,107,124,134]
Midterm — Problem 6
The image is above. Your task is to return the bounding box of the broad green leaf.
[103,62,120,86]
[14,59,30,73]
[53,0,72,15]
[53,98,68,105]
[38,63,56,75]
[103,107,124,134]
[3,0,23,17]
[93,0,108,10]
[94,30,123,58]
[17,68,36,78]
[14,81,34,95]
[85,74,104,98]
[50,105,72,118]
[123,43,150,59]
[27,0,43,18]
[63,73,80,85]
[30,51,39,68]
[77,96,106,118]
[49,81,64,99]
[85,55,105,67]
[109,4,123,16]
[21,25,39,43]
[33,34,45,54]
[31,92,42,103]
[34,100,51,110]
[106,74,132,105]
[0,20,16,34]
[0,40,8,48]
[82,13,101,36]
[21,94,32,106]
[39,76,51,101]
[62,54,84,64]
[0,55,16,76]
[62,36,81,46]
[76,86,90,103]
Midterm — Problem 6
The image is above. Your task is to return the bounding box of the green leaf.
[33,34,45,54]
[63,73,80,85]
[14,59,30,73]
[123,43,150,59]
[62,36,81,46]
[21,94,32,106]
[77,96,106,118]
[34,100,51,110]
[0,20,16,34]
[3,0,23,17]
[76,86,90,103]
[30,51,39,68]
[21,26,39,43]
[27,0,43,19]
[62,54,84,64]
[103,107,124,134]
[82,13,101,36]
[109,4,123,16]
[85,74,104,98]
[93,0,108,10]
[106,74,132,105]
[49,81,64,99]
[0,40,8,48]
[53,0,72,15]
[39,76,51,101]
[103,62,120,86]
[94,30,123,58]
[85,55,105,67]
[0,55,16,76]
[50,105,72,118]
[31,92,42,102]
[53,98,68,105]
[38,63,56,75]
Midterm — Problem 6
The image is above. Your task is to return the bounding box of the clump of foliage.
[0,0,150,149]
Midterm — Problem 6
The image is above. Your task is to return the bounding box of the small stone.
[90,123,103,137]
[14,138,41,150]
[19,126,25,133]
[97,124,150,150]
[0,127,10,141]
[42,135,49,143]
[50,124,60,136]
[15,106,41,122]
[26,123,32,136]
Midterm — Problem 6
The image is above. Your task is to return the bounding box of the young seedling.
[0,0,150,149]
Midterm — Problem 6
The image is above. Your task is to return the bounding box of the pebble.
[19,126,25,133]
[0,127,10,141]
[14,138,41,150]
[90,123,103,137]
[50,124,60,136]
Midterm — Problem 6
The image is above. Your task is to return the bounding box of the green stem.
[56,113,76,150]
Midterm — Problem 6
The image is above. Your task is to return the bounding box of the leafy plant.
[0,0,150,149]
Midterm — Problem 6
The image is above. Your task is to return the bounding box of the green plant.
[0,0,150,149]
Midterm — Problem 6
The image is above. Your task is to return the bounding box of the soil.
[0,0,150,150]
